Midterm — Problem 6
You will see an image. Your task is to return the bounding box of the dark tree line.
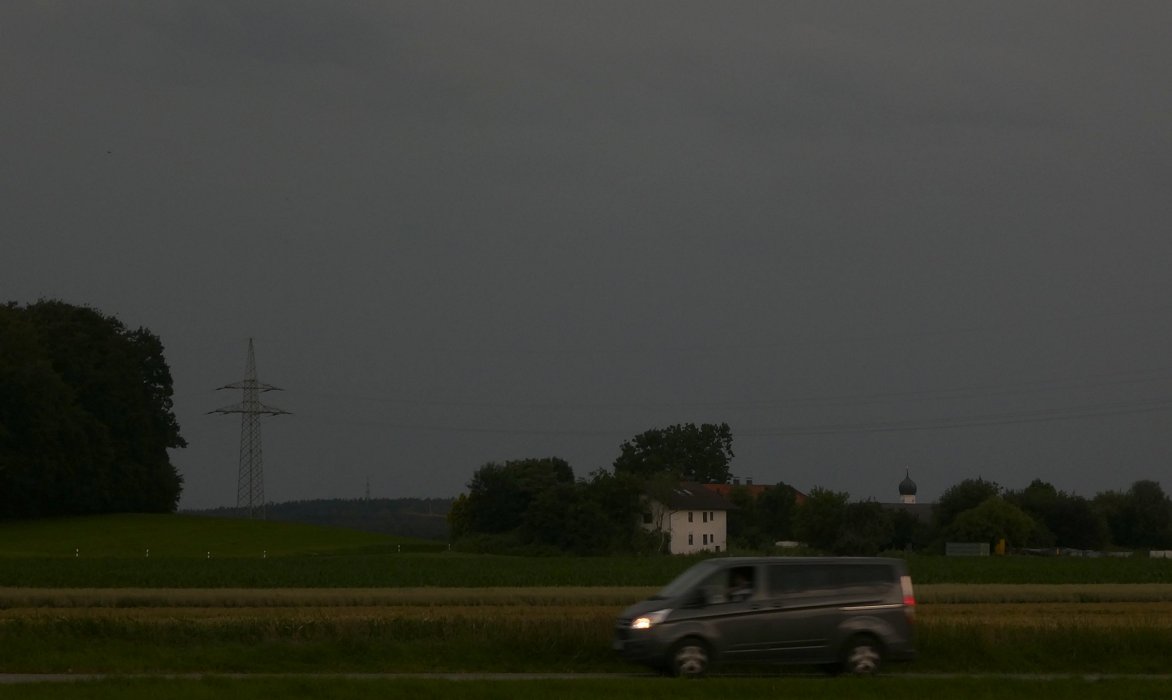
[450,418,1172,557]
[448,424,737,555]
[928,477,1172,552]
[763,477,1172,556]
[0,301,185,518]
[447,457,658,555]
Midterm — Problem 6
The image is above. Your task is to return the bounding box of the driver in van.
[728,569,753,602]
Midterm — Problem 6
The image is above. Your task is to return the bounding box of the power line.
[208,338,290,519]
[290,364,1172,413]
[291,394,1172,439]
[739,397,1172,437]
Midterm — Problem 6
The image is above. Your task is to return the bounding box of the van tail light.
[900,575,916,623]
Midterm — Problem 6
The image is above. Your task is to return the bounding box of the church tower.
[899,470,918,504]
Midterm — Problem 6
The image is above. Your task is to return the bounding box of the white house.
[641,482,734,554]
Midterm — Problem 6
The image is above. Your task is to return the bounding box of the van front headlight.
[631,609,671,630]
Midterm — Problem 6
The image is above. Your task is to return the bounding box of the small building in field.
[641,482,734,554]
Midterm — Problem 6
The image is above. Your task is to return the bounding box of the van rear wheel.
[669,637,710,678]
[841,634,883,676]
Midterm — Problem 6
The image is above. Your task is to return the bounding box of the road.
[4,672,1172,683]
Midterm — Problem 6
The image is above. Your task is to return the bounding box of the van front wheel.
[669,637,710,678]
[841,634,883,676]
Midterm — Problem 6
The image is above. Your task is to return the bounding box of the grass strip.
[4,676,1172,700]
[6,584,1172,609]
[3,554,1171,589]
[2,608,1171,675]
[0,586,658,609]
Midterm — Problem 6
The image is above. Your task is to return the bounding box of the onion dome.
[898,470,918,497]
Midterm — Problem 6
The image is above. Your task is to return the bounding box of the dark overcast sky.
[5,2,1172,509]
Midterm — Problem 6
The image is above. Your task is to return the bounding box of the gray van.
[613,556,916,677]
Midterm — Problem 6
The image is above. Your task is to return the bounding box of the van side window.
[829,565,890,587]
[766,565,798,595]
[766,565,830,595]
[767,564,892,597]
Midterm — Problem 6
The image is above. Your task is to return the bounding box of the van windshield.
[653,560,724,599]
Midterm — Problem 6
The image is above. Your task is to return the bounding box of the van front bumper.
[612,629,669,664]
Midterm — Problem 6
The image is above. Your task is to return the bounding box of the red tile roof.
[700,482,807,505]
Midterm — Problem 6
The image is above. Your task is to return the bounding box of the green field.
[5,553,1170,588]
[3,514,1172,698]
[3,592,1171,675]
[2,513,1170,588]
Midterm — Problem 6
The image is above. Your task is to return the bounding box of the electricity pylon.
[209,338,289,519]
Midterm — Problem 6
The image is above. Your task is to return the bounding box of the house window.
[702,534,708,545]
[702,511,708,523]
[688,511,693,522]
[688,534,693,545]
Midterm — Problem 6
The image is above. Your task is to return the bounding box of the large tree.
[889,509,932,552]
[1050,495,1110,550]
[0,305,104,517]
[448,459,653,555]
[757,482,799,542]
[0,300,185,517]
[943,496,1037,550]
[448,457,574,537]
[612,422,735,484]
[835,500,895,556]
[1095,480,1172,549]
[933,478,1001,532]
[1006,479,1108,550]
[792,487,849,552]
[521,470,650,555]
[727,481,800,549]
[726,485,764,548]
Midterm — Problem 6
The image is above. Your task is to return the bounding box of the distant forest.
[185,498,452,541]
